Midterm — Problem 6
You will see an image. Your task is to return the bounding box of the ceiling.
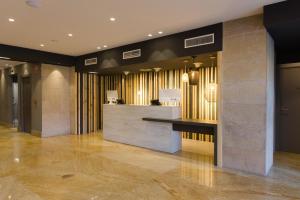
[0,0,283,56]
[0,60,24,69]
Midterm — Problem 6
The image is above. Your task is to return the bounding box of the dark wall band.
[0,44,75,66]
[76,23,223,73]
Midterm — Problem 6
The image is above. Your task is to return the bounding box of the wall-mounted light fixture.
[205,83,217,102]
[182,60,189,83]
[205,55,217,102]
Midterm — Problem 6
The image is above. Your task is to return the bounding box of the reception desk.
[103,104,182,153]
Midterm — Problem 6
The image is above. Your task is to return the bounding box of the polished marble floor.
[0,125,300,200]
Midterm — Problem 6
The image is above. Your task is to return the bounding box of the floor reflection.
[1,125,300,200]
[179,153,214,187]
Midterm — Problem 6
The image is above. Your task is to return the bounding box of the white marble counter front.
[103,104,182,153]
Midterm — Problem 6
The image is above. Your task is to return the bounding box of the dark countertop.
[142,117,217,127]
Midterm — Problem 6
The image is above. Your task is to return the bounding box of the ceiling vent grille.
[123,49,141,60]
[184,33,214,48]
[85,57,98,66]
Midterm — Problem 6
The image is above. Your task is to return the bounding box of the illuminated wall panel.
[75,66,217,142]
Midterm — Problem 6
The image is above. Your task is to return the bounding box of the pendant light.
[188,70,199,85]
[188,56,200,85]
[182,61,189,83]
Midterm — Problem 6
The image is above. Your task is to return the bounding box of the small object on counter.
[116,99,125,104]
[150,99,161,106]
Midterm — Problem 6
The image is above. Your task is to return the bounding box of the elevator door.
[11,76,19,128]
[21,77,31,133]
[279,66,300,154]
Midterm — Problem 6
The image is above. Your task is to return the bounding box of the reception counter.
[103,104,182,153]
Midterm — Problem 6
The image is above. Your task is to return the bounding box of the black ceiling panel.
[76,23,222,73]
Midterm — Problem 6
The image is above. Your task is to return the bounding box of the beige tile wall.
[221,15,275,175]
[41,64,75,137]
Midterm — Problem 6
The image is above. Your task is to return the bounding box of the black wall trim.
[0,44,76,66]
[76,23,223,73]
[264,0,300,64]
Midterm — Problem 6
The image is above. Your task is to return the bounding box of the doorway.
[20,76,31,133]
[278,64,300,154]
[11,75,19,128]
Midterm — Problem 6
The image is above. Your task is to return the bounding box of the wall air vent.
[184,33,214,48]
[123,49,141,60]
[85,57,98,66]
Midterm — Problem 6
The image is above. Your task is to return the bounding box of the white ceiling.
[0,0,283,56]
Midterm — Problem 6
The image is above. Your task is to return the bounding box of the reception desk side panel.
[103,105,181,153]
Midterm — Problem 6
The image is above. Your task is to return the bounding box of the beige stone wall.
[0,69,13,126]
[221,15,275,175]
[69,67,76,134]
[41,64,75,137]
[30,64,42,134]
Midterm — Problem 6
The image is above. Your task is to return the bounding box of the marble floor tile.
[0,125,300,200]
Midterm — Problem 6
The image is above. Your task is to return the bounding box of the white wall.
[265,33,275,174]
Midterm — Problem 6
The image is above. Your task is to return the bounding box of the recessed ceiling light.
[103,45,108,48]
[110,17,116,22]
[153,67,162,72]
[194,62,203,68]
[148,34,153,37]
[40,44,45,47]
[158,31,163,35]
[97,46,101,50]
[26,0,41,8]
[0,57,10,60]
[8,18,15,22]
[123,71,130,76]
[68,33,73,37]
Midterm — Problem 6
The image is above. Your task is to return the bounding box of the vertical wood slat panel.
[75,65,218,141]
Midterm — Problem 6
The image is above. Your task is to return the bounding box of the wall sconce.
[182,72,189,83]
[205,83,217,102]
[182,61,189,83]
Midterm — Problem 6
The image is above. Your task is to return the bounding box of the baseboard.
[31,129,42,137]
[0,121,13,128]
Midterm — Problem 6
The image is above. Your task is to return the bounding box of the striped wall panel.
[75,66,218,142]
[76,73,100,134]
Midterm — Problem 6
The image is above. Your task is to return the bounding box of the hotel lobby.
[1,0,300,199]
